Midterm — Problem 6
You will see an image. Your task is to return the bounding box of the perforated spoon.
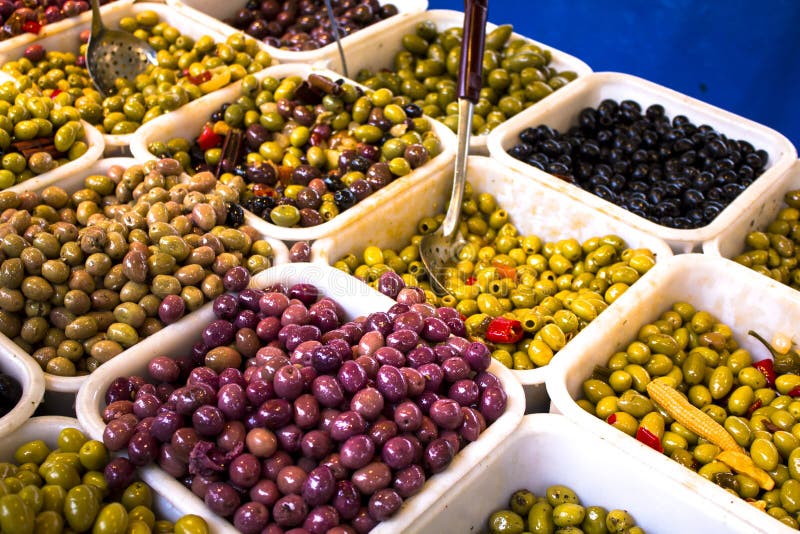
[419,0,488,296]
[85,0,157,96]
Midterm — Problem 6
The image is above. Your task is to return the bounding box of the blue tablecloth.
[427,0,800,151]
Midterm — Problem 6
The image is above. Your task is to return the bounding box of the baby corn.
[646,379,744,453]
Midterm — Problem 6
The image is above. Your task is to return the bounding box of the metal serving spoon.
[419,0,488,296]
[85,0,157,96]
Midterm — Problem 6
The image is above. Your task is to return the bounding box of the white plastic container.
[704,158,800,260]
[0,0,135,56]
[547,253,800,533]
[323,9,592,155]
[311,155,674,413]
[165,0,426,65]
[0,2,255,155]
[0,339,46,437]
[0,416,192,523]
[129,63,457,242]
[487,72,798,253]
[76,262,526,534]
[0,119,105,193]
[412,413,758,534]
[0,156,288,415]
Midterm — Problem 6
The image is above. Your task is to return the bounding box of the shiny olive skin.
[334,187,655,371]
[487,485,642,534]
[579,301,800,528]
[0,161,272,375]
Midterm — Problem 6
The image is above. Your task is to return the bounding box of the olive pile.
[0,371,22,418]
[355,21,579,136]
[149,73,443,228]
[0,0,118,41]
[579,302,800,530]
[0,80,89,189]
[506,99,770,229]
[487,485,644,534]
[0,158,275,377]
[333,184,657,370]
[3,10,272,136]
[733,188,800,289]
[0,426,209,533]
[225,0,400,51]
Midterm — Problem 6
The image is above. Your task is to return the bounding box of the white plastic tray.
[0,156,288,412]
[0,337,45,437]
[413,413,757,534]
[704,158,800,260]
[1,119,105,193]
[165,0,427,65]
[487,71,798,253]
[0,2,249,155]
[547,253,800,533]
[76,262,525,534]
[323,9,592,156]
[0,0,135,56]
[129,62,457,242]
[0,416,189,523]
[311,155,674,413]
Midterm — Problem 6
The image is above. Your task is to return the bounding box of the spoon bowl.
[86,0,157,96]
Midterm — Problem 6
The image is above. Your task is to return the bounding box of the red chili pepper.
[465,276,476,286]
[747,398,763,417]
[252,184,276,197]
[188,71,212,85]
[789,386,800,398]
[606,413,617,425]
[50,89,63,100]
[22,21,41,34]
[492,262,516,280]
[196,123,221,151]
[753,359,777,389]
[635,426,663,453]
[485,317,523,344]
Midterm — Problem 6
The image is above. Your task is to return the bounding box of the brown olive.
[21,276,54,302]
[63,290,91,315]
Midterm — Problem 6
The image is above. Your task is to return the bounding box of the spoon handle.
[458,0,488,103]
[89,0,104,39]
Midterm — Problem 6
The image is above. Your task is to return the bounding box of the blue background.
[427,0,800,151]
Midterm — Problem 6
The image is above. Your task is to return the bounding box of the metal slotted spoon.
[419,0,488,296]
[86,0,157,96]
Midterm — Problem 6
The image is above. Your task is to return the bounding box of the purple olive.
[229,453,261,488]
[400,367,425,397]
[464,342,492,372]
[272,494,309,528]
[258,398,293,429]
[448,378,480,406]
[300,429,332,460]
[480,385,507,423]
[393,400,423,432]
[339,434,375,470]
[293,393,321,429]
[250,479,281,507]
[429,398,464,430]
[351,461,391,495]
[158,294,186,324]
[205,481,241,517]
[381,436,415,470]
[424,437,455,474]
[301,465,336,507]
[373,346,405,367]
[406,345,436,368]
[303,505,340,534]
[192,405,225,437]
[375,365,407,403]
[103,457,136,492]
[329,410,367,442]
[367,488,402,521]
[148,355,181,383]
[337,360,368,394]
[218,383,247,420]
[350,387,383,421]
[367,419,398,448]
[311,345,342,374]
[234,501,270,534]
[393,464,426,498]
[127,431,159,466]
[311,375,344,408]
[213,294,239,320]
[273,364,305,400]
[223,265,250,291]
[332,480,360,520]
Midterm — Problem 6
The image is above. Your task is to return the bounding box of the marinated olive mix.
[0,426,209,534]
[0,80,89,189]
[2,10,272,136]
[0,0,119,40]
[733,188,800,288]
[0,371,22,418]
[149,73,443,228]
[0,159,275,377]
[506,99,770,229]
[226,0,399,51]
[487,486,645,534]
[355,21,578,136]
[101,276,508,532]
[334,184,657,371]
[580,303,800,530]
